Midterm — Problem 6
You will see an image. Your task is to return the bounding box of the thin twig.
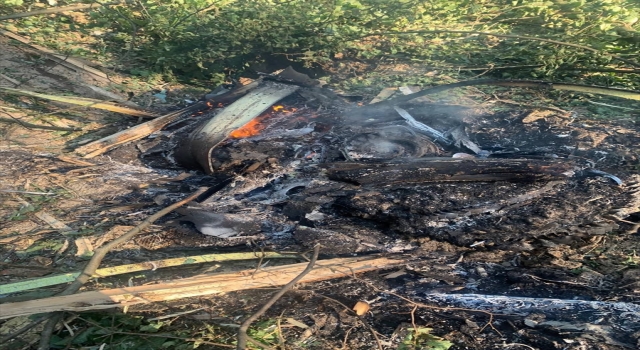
[410,305,419,348]
[0,190,56,195]
[0,116,81,131]
[0,315,48,344]
[0,72,20,85]
[490,96,571,115]
[237,245,321,350]
[252,247,266,277]
[341,326,356,350]
[36,188,207,350]
[312,293,383,350]
[275,311,286,349]
[503,343,537,350]
[67,187,207,295]
[587,100,639,111]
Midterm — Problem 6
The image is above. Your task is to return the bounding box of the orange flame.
[229,118,266,138]
[228,105,297,139]
[272,105,297,113]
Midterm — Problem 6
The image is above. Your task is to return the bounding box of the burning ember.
[229,105,297,138]
[229,118,266,138]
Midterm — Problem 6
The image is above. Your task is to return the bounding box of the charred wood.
[324,158,574,185]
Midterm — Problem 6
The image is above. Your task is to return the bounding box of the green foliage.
[2,1,638,87]
[247,319,280,347]
[48,313,290,349]
[622,251,639,266]
[50,313,195,350]
[399,327,453,350]
[0,0,23,6]
[52,0,637,85]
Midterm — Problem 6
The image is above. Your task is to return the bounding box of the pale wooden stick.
[1,255,402,319]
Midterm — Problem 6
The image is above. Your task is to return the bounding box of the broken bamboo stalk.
[0,30,109,82]
[0,252,298,294]
[74,108,194,158]
[0,87,155,118]
[0,256,402,319]
[325,158,573,185]
[369,87,397,104]
[74,80,261,158]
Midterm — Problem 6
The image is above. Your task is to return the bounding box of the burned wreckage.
[73,67,636,255]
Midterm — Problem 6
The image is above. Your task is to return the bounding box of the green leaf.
[140,321,165,333]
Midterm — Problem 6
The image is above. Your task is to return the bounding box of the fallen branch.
[73,107,198,158]
[237,245,320,350]
[56,155,95,167]
[383,79,640,107]
[35,187,207,350]
[349,78,640,123]
[0,29,109,81]
[0,255,402,319]
[0,87,156,118]
[75,188,207,295]
[0,72,20,86]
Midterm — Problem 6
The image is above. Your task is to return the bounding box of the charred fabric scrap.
[163,68,629,251]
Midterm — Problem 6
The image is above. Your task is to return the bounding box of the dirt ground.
[1,34,640,350]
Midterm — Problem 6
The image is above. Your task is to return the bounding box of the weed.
[399,327,453,350]
[50,313,196,350]
[622,251,639,266]
[247,319,280,348]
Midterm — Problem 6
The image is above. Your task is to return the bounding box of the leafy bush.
[0,0,23,6]
[3,0,639,86]
[87,0,637,83]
